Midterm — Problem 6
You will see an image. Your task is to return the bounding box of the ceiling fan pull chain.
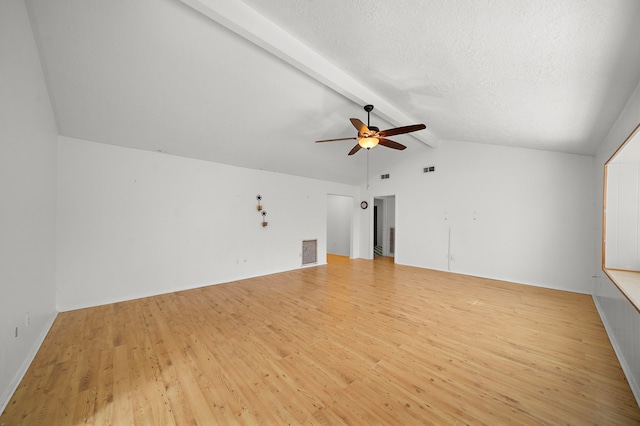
[367,149,370,189]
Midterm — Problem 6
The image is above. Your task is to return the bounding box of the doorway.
[373,195,396,259]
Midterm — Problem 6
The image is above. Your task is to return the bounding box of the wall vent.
[423,166,436,173]
[302,239,317,265]
[381,174,390,179]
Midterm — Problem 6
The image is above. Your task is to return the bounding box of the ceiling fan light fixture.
[359,137,379,149]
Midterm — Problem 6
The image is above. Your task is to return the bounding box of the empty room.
[3,0,640,424]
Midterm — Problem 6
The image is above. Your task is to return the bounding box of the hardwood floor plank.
[2,255,639,424]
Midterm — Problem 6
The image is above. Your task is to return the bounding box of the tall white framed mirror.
[604,123,640,271]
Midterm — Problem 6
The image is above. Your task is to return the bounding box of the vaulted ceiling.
[26,0,640,185]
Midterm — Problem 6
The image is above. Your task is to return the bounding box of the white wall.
[56,137,360,311]
[605,162,640,270]
[594,80,640,403]
[0,0,58,411]
[363,140,596,294]
[326,194,352,256]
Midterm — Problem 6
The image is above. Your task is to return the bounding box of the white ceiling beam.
[179,0,439,148]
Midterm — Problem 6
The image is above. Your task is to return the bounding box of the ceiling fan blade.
[348,143,362,156]
[350,118,370,135]
[378,124,426,138]
[378,138,407,150]
[315,137,357,143]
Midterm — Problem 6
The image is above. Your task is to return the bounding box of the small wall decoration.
[257,195,268,227]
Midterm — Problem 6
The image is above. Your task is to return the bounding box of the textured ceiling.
[240,0,640,154]
[25,0,640,185]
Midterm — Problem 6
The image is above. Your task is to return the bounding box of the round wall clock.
[360,201,368,209]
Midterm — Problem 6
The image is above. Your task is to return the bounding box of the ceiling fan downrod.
[364,104,374,128]
[363,104,380,133]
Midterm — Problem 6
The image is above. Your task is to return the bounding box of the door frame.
[372,194,396,259]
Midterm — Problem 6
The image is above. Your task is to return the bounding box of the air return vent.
[302,239,317,265]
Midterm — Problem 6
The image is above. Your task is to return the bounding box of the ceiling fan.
[315,104,426,155]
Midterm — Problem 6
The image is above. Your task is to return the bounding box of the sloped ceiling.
[26,0,640,185]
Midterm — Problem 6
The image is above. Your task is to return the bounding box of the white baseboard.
[0,312,57,414]
[593,295,640,407]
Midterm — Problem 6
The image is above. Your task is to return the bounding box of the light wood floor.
[2,255,639,425]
